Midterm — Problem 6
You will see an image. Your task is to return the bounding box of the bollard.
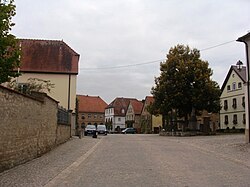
[92,130,97,138]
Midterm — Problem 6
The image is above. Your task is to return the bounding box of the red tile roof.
[130,100,144,114]
[106,97,138,116]
[77,95,108,113]
[145,96,154,105]
[18,39,80,74]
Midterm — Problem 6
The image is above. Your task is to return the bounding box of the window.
[243,113,246,124]
[232,98,237,109]
[232,82,236,90]
[242,96,245,108]
[94,114,97,119]
[224,115,228,125]
[233,114,237,124]
[100,115,103,119]
[227,85,230,91]
[238,82,242,89]
[88,114,91,118]
[81,114,85,119]
[224,100,228,110]
[118,118,121,122]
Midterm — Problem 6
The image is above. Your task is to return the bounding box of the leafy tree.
[7,78,55,94]
[151,44,221,129]
[0,0,20,84]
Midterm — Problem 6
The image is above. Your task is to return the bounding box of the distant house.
[141,96,162,133]
[196,110,219,132]
[77,95,107,127]
[105,97,138,132]
[125,100,143,132]
[13,39,80,112]
[220,64,246,130]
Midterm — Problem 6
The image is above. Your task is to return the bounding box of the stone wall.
[0,86,71,172]
[56,124,71,145]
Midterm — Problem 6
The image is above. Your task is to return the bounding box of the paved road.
[0,134,250,187]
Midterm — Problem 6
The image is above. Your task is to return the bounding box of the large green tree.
[151,44,221,129]
[0,0,20,84]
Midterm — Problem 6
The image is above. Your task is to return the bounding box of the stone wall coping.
[0,85,58,104]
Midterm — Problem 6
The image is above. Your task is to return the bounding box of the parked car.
[97,125,108,135]
[122,128,136,134]
[84,125,96,136]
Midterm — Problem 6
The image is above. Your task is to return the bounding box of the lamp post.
[237,33,250,143]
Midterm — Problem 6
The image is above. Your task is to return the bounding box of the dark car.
[97,125,108,135]
[122,128,136,134]
[84,125,96,136]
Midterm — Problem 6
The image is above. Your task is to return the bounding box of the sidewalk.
[0,136,100,187]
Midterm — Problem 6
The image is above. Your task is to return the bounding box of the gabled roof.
[129,100,144,115]
[18,39,80,74]
[145,96,154,105]
[237,32,250,42]
[221,65,246,92]
[106,97,138,116]
[77,95,107,113]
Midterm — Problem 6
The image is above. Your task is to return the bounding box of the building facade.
[77,95,107,127]
[105,97,138,132]
[140,96,162,133]
[13,39,80,112]
[125,100,143,132]
[220,65,246,130]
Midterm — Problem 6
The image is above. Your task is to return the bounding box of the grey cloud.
[13,0,250,104]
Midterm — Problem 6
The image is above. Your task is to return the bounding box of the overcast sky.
[12,0,250,104]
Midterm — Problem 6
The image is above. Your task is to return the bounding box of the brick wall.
[0,86,71,172]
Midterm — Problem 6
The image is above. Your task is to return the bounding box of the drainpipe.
[237,37,250,143]
[68,74,71,111]
[68,74,71,137]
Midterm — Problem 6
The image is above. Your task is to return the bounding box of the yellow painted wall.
[14,73,77,112]
[152,115,162,131]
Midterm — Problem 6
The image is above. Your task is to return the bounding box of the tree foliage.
[7,78,55,94]
[151,44,221,121]
[0,0,20,84]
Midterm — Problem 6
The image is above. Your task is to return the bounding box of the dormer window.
[121,109,125,114]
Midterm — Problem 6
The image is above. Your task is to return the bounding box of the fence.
[57,106,70,125]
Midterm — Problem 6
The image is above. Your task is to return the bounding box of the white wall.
[220,69,245,129]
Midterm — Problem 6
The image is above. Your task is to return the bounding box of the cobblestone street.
[0,134,249,187]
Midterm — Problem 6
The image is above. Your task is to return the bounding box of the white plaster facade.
[105,107,126,131]
[220,66,246,130]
